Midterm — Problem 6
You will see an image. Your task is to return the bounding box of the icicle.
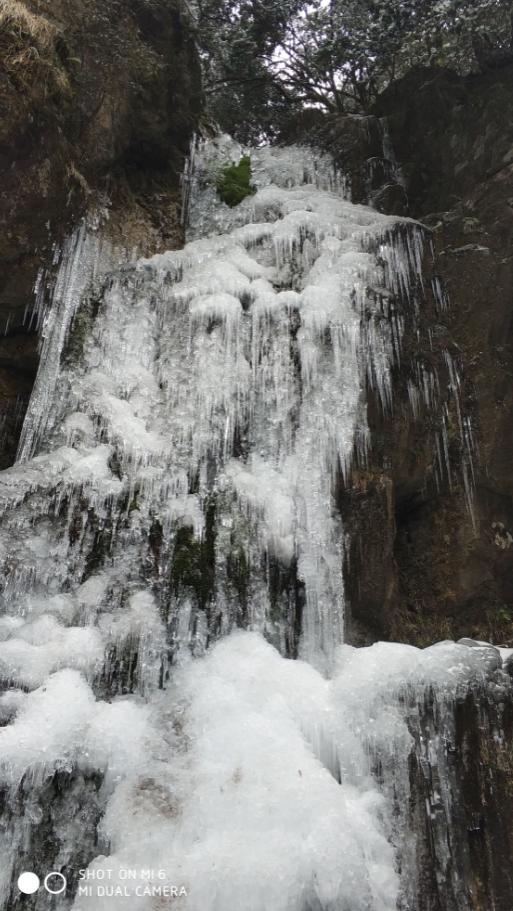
[180,132,198,229]
[17,221,120,462]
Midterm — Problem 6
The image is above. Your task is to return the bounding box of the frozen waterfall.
[0,138,510,911]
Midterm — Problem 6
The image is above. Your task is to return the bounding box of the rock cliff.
[0,0,202,467]
[317,65,513,649]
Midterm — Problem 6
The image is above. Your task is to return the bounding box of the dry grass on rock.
[0,0,69,96]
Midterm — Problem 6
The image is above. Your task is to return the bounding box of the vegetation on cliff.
[197,0,513,140]
[216,155,255,206]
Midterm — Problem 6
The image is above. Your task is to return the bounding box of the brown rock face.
[405,677,513,911]
[379,67,513,648]
[319,66,513,649]
[0,0,202,466]
[320,73,513,908]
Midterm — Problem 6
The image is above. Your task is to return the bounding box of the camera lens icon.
[17,872,40,895]
[17,870,67,896]
[44,872,67,895]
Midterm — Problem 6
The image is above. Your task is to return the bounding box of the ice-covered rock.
[0,139,491,911]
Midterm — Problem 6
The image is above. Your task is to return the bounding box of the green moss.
[171,502,217,608]
[217,155,254,207]
[62,287,104,367]
[62,304,92,367]
[171,527,203,592]
[497,607,512,625]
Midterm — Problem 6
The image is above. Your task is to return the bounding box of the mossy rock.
[217,155,255,207]
[171,526,204,594]
[170,504,216,608]
[62,299,95,367]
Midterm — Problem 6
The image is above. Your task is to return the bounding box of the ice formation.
[0,137,506,910]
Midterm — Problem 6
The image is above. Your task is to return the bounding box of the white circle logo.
[17,872,40,894]
[44,872,67,895]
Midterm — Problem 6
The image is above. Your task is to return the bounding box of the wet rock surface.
[321,63,513,911]
[407,677,513,911]
[382,66,513,648]
[319,64,513,649]
[1,770,104,911]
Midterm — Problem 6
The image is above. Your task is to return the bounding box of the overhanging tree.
[196,0,513,138]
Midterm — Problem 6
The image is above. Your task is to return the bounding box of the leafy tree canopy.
[195,0,513,141]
